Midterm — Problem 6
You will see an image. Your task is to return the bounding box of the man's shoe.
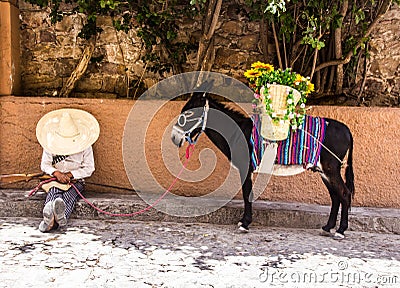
[52,198,67,227]
[38,201,55,232]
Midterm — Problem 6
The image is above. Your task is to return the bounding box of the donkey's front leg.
[238,171,253,232]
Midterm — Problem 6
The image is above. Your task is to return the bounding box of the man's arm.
[40,150,57,176]
[69,146,95,180]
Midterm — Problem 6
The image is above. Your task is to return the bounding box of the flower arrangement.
[244,61,314,130]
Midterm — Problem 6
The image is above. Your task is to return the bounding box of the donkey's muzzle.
[171,125,185,147]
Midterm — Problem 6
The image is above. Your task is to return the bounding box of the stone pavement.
[0,189,400,287]
[0,217,399,288]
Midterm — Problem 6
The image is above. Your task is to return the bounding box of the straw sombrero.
[36,108,100,155]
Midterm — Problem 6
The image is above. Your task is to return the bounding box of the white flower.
[280,120,285,125]
[292,125,297,130]
[287,99,293,105]
[260,86,265,95]
[267,94,272,99]
[282,110,287,115]
[269,103,273,108]
[271,113,277,118]
[267,83,271,88]
[300,103,306,109]
[289,113,295,119]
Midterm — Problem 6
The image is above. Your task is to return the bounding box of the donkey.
[171,90,354,240]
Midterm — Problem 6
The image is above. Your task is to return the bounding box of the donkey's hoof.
[333,232,345,240]
[237,222,243,227]
[238,226,249,233]
[320,229,332,237]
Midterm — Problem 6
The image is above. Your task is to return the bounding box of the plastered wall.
[1,96,399,208]
[0,0,21,95]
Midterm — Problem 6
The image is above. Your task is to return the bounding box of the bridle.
[172,98,209,145]
[183,98,209,145]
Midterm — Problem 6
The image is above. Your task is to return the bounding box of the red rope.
[27,177,57,197]
[30,144,196,217]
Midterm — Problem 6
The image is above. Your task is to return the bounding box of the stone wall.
[18,1,143,98]
[16,1,400,102]
[17,1,265,98]
[1,96,399,209]
[365,6,400,106]
[17,0,264,98]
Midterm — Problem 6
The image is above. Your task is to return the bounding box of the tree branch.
[314,0,392,73]
[59,38,96,97]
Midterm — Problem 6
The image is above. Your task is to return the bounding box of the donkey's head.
[171,80,214,147]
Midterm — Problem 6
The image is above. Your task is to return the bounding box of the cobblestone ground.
[0,217,399,288]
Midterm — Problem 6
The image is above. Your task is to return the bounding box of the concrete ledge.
[1,189,399,234]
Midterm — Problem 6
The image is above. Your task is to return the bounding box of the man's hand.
[52,171,73,184]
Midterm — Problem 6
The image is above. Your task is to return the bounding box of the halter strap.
[186,99,209,145]
[202,99,209,130]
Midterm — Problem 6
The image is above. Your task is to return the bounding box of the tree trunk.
[309,35,320,80]
[357,43,369,104]
[271,21,283,69]
[259,17,269,62]
[194,0,222,71]
[321,36,333,93]
[334,0,349,95]
[59,38,96,98]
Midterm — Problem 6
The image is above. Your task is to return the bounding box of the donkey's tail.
[345,133,355,200]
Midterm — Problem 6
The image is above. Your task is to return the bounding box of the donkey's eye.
[185,111,194,118]
[178,114,186,127]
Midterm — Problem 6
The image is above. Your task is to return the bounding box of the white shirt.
[41,146,95,180]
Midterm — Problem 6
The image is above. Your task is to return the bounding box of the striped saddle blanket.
[250,114,327,170]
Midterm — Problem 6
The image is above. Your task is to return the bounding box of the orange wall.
[1,96,399,208]
[0,1,21,95]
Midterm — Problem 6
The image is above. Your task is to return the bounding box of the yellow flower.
[244,69,262,79]
[306,82,315,93]
[251,61,274,71]
[294,74,303,84]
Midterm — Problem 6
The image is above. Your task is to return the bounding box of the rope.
[27,177,57,197]
[300,128,345,165]
[29,144,196,217]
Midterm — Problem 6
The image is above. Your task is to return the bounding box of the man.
[35,108,100,232]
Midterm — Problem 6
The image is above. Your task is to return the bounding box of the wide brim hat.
[36,108,100,155]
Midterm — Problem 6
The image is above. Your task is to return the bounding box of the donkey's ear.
[193,79,215,95]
